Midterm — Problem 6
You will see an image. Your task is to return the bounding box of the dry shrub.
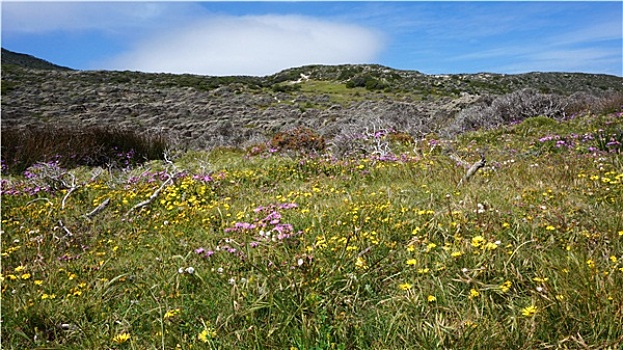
[270,127,326,153]
[1,126,168,175]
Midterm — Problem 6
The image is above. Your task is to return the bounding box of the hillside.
[1,48,74,71]
[2,51,623,350]
[1,49,622,151]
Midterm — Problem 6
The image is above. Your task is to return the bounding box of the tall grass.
[1,126,169,175]
[1,110,622,349]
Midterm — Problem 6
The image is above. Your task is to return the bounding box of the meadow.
[1,110,622,349]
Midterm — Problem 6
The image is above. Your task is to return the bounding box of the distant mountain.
[1,48,74,71]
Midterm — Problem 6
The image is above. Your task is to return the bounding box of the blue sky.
[2,1,622,76]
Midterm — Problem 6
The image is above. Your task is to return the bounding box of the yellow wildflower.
[355,256,368,270]
[426,243,437,252]
[197,326,216,342]
[471,235,485,248]
[112,332,131,344]
[469,289,480,299]
[427,295,437,302]
[164,308,180,319]
[484,242,498,250]
[406,259,417,266]
[521,305,538,317]
[20,273,31,280]
[499,280,512,293]
[398,282,413,290]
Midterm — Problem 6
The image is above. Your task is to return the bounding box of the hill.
[1,49,622,151]
[1,48,74,71]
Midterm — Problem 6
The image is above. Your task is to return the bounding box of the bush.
[270,127,326,153]
[1,126,169,175]
[446,89,574,134]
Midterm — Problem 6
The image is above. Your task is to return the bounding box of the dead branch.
[457,152,487,187]
[57,219,73,239]
[61,173,79,210]
[84,198,111,219]
[124,176,172,217]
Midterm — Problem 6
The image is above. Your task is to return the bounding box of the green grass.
[2,112,622,349]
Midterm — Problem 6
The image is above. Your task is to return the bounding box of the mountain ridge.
[1,48,74,71]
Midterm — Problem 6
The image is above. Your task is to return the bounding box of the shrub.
[269,127,326,153]
[1,126,169,175]
[446,89,576,134]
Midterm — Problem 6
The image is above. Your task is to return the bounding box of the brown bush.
[270,127,326,153]
[1,126,168,175]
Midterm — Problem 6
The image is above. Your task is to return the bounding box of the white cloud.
[101,15,385,76]
[1,2,204,34]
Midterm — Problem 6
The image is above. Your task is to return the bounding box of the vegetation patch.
[2,110,622,349]
[1,126,169,175]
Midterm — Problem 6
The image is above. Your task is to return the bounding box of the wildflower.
[427,295,437,302]
[20,273,31,280]
[426,243,437,252]
[555,294,565,301]
[469,289,480,299]
[499,280,512,293]
[610,256,618,264]
[14,265,26,273]
[521,305,538,317]
[532,277,549,283]
[185,267,195,274]
[113,332,131,344]
[545,225,556,231]
[355,256,368,270]
[41,293,56,300]
[406,258,417,266]
[586,259,596,269]
[451,251,462,258]
[164,308,180,319]
[197,326,216,342]
[471,235,485,248]
[34,280,43,286]
[484,242,498,250]
[398,282,413,290]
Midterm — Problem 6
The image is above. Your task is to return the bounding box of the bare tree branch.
[457,152,486,187]
[84,198,111,219]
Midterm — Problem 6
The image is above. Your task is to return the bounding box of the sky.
[1,1,622,77]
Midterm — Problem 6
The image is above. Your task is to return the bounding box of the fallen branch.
[61,173,79,210]
[457,153,487,187]
[57,219,73,239]
[124,176,172,217]
[84,198,111,219]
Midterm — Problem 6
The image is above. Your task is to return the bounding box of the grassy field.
[1,111,622,349]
